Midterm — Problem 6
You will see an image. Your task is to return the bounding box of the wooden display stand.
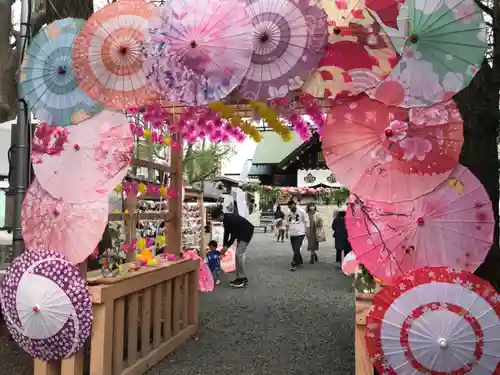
[33,141,200,375]
[355,292,375,375]
[183,188,206,257]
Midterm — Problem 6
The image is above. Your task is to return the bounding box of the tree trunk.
[454,60,500,290]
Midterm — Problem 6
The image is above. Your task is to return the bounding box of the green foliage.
[183,142,235,185]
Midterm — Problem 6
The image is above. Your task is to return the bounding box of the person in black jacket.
[331,210,352,263]
[212,206,254,288]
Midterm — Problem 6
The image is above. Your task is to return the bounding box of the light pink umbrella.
[21,179,108,264]
[346,165,494,284]
[32,110,133,204]
[341,251,359,275]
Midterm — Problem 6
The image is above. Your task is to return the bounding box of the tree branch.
[474,0,493,16]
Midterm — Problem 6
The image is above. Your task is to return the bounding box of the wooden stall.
[33,147,200,375]
[355,292,375,375]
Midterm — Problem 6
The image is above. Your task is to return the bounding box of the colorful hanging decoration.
[248,101,293,141]
[115,181,178,200]
[366,266,500,375]
[235,0,328,101]
[346,165,494,283]
[21,179,108,265]
[19,18,103,126]
[209,101,263,142]
[0,249,92,361]
[143,0,253,105]
[72,0,158,109]
[368,0,487,107]
[32,110,133,204]
[322,96,464,202]
[302,2,399,100]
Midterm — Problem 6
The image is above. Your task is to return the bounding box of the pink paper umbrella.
[323,96,464,203]
[0,249,92,361]
[32,110,133,204]
[341,251,359,275]
[346,165,495,284]
[21,179,108,264]
[183,250,214,292]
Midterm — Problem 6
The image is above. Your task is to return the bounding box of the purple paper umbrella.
[235,0,328,101]
[0,249,92,361]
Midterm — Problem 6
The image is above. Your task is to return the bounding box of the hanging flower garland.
[248,101,293,141]
[209,101,263,142]
[114,181,178,199]
[298,93,325,136]
[267,97,312,141]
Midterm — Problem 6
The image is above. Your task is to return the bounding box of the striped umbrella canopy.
[19,18,103,126]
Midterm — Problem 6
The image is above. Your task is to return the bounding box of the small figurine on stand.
[100,245,126,278]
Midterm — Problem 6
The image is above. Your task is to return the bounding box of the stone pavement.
[148,232,354,375]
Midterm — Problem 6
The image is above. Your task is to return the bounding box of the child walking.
[206,240,221,285]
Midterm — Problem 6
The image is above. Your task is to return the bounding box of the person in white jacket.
[285,199,310,271]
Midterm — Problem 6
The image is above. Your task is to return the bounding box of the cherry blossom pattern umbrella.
[0,249,92,361]
[235,0,328,101]
[72,0,158,109]
[366,266,500,375]
[143,0,253,105]
[32,110,133,204]
[322,95,463,202]
[367,0,487,107]
[21,179,108,264]
[19,18,103,126]
[345,165,494,283]
[302,0,400,99]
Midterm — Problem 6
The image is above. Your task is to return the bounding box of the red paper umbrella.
[72,0,159,109]
[366,266,500,375]
[322,95,463,202]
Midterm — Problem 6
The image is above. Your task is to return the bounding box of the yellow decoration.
[137,237,146,250]
[114,184,122,193]
[447,178,463,193]
[147,258,158,266]
[160,185,167,197]
[112,209,119,214]
[156,235,165,246]
[124,209,129,214]
[163,135,171,145]
[144,129,152,140]
[138,183,147,195]
[208,101,262,142]
[248,101,293,141]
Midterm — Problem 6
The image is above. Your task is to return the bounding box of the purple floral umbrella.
[235,0,328,101]
[0,249,92,361]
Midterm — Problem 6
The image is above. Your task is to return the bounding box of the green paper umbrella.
[368,0,487,108]
[19,18,103,126]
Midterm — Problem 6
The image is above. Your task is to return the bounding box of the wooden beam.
[132,158,174,173]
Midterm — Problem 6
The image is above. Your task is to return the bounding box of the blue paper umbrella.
[19,18,103,126]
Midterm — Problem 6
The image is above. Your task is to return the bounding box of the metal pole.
[11,0,31,257]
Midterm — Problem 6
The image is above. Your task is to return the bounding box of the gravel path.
[148,233,355,375]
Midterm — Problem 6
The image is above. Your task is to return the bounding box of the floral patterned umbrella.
[235,0,328,101]
[143,0,254,105]
[72,0,158,109]
[21,179,109,264]
[32,110,133,204]
[19,18,103,126]
[345,165,494,283]
[302,0,400,99]
[0,249,92,361]
[323,96,463,202]
[368,0,487,107]
[366,267,500,375]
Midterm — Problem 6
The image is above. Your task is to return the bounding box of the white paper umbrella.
[365,266,500,375]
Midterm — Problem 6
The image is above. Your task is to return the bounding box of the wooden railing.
[34,260,199,375]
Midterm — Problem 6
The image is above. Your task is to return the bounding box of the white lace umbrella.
[365,266,500,375]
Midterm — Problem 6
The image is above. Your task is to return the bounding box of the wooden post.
[167,131,182,256]
[198,194,206,257]
[125,194,138,262]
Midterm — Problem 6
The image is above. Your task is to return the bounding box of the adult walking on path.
[274,205,286,242]
[212,207,254,288]
[331,210,352,263]
[306,203,325,264]
[285,199,309,271]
